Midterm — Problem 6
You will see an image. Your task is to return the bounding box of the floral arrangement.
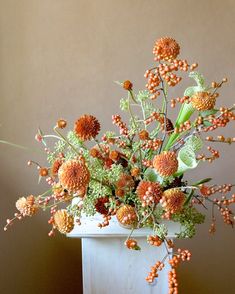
[4,37,235,293]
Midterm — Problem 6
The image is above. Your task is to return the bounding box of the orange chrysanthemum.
[53,209,74,234]
[58,160,90,194]
[136,181,162,204]
[153,151,178,177]
[74,114,100,141]
[191,91,216,111]
[116,205,138,228]
[153,37,180,61]
[16,195,38,217]
[161,188,186,213]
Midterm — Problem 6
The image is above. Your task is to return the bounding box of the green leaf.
[192,178,212,186]
[200,109,218,117]
[184,189,194,207]
[203,120,213,127]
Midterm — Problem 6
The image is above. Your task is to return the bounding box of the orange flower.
[16,195,38,217]
[136,181,162,204]
[191,91,216,111]
[153,151,178,177]
[58,160,90,194]
[161,189,185,213]
[116,205,138,228]
[153,37,180,61]
[74,114,100,141]
[53,209,74,234]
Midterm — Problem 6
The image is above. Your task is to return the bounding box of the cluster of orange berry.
[170,96,191,108]
[124,238,140,250]
[146,260,165,283]
[147,235,163,246]
[167,249,192,293]
[173,120,191,134]
[206,135,235,144]
[200,184,232,196]
[112,114,129,137]
[197,146,220,163]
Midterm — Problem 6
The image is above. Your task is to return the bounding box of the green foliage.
[120,98,129,111]
[67,131,83,148]
[172,207,205,238]
[136,90,150,102]
[154,223,168,239]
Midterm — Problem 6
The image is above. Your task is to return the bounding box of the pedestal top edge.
[67,214,180,238]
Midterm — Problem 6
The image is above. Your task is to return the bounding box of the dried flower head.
[109,150,120,161]
[16,195,38,217]
[153,151,178,177]
[139,130,149,140]
[153,37,180,61]
[116,205,138,228]
[53,209,74,234]
[57,119,67,129]
[74,114,100,141]
[58,160,90,193]
[131,167,140,177]
[123,80,133,91]
[191,91,216,111]
[136,181,162,204]
[39,167,48,177]
[161,189,186,213]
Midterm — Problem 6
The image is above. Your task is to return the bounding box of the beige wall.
[0,0,235,293]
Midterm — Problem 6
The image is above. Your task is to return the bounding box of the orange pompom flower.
[136,181,162,205]
[153,151,178,177]
[116,205,138,228]
[191,91,216,111]
[161,188,186,214]
[153,37,180,61]
[74,114,100,141]
[16,195,38,217]
[53,209,74,234]
[58,159,90,194]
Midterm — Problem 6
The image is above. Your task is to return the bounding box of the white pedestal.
[68,215,180,294]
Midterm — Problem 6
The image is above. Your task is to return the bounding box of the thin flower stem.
[158,77,168,153]
[129,90,138,104]
[53,127,80,155]
[43,135,63,140]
